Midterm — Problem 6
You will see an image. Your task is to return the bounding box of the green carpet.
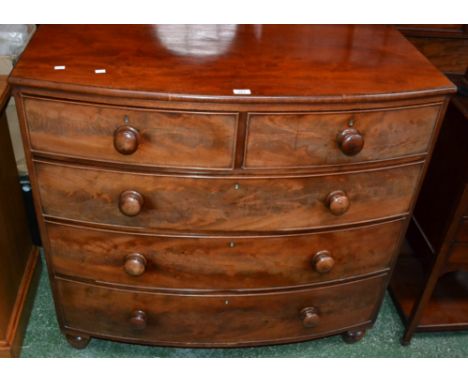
[20,254,468,357]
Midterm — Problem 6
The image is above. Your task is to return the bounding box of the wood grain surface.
[46,219,404,290]
[9,25,455,103]
[56,274,385,347]
[244,105,440,169]
[24,96,238,170]
[35,161,423,233]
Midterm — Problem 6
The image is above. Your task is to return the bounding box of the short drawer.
[244,105,440,169]
[47,219,404,290]
[23,97,237,170]
[36,161,422,233]
[56,275,385,347]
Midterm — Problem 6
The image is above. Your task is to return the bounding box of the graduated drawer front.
[47,220,404,290]
[244,105,440,169]
[23,97,237,170]
[36,161,422,233]
[56,275,385,347]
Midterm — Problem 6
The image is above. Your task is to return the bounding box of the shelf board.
[390,245,468,331]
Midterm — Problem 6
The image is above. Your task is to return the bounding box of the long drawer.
[36,161,423,233]
[23,97,238,170]
[46,219,404,290]
[56,275,385,347]
[244,105,440,169]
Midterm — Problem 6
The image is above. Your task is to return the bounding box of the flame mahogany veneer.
[9,25,456,348]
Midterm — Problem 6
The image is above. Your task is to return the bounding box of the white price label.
[233,89,251,95]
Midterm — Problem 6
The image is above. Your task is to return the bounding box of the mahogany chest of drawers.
[9,25,455,348]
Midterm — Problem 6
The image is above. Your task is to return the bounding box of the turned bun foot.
[65,334,91,349]
[400,337,412,346]
[342,329,366,344]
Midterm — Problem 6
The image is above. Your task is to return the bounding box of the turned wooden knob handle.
[114,125,140,155]
[312,250,335,274]
[119,190,144,216]
[300,307,320,328]
[336,127,364,156]
[326,190,350,216]
[124,253,147,277]
[129,310,147,330]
